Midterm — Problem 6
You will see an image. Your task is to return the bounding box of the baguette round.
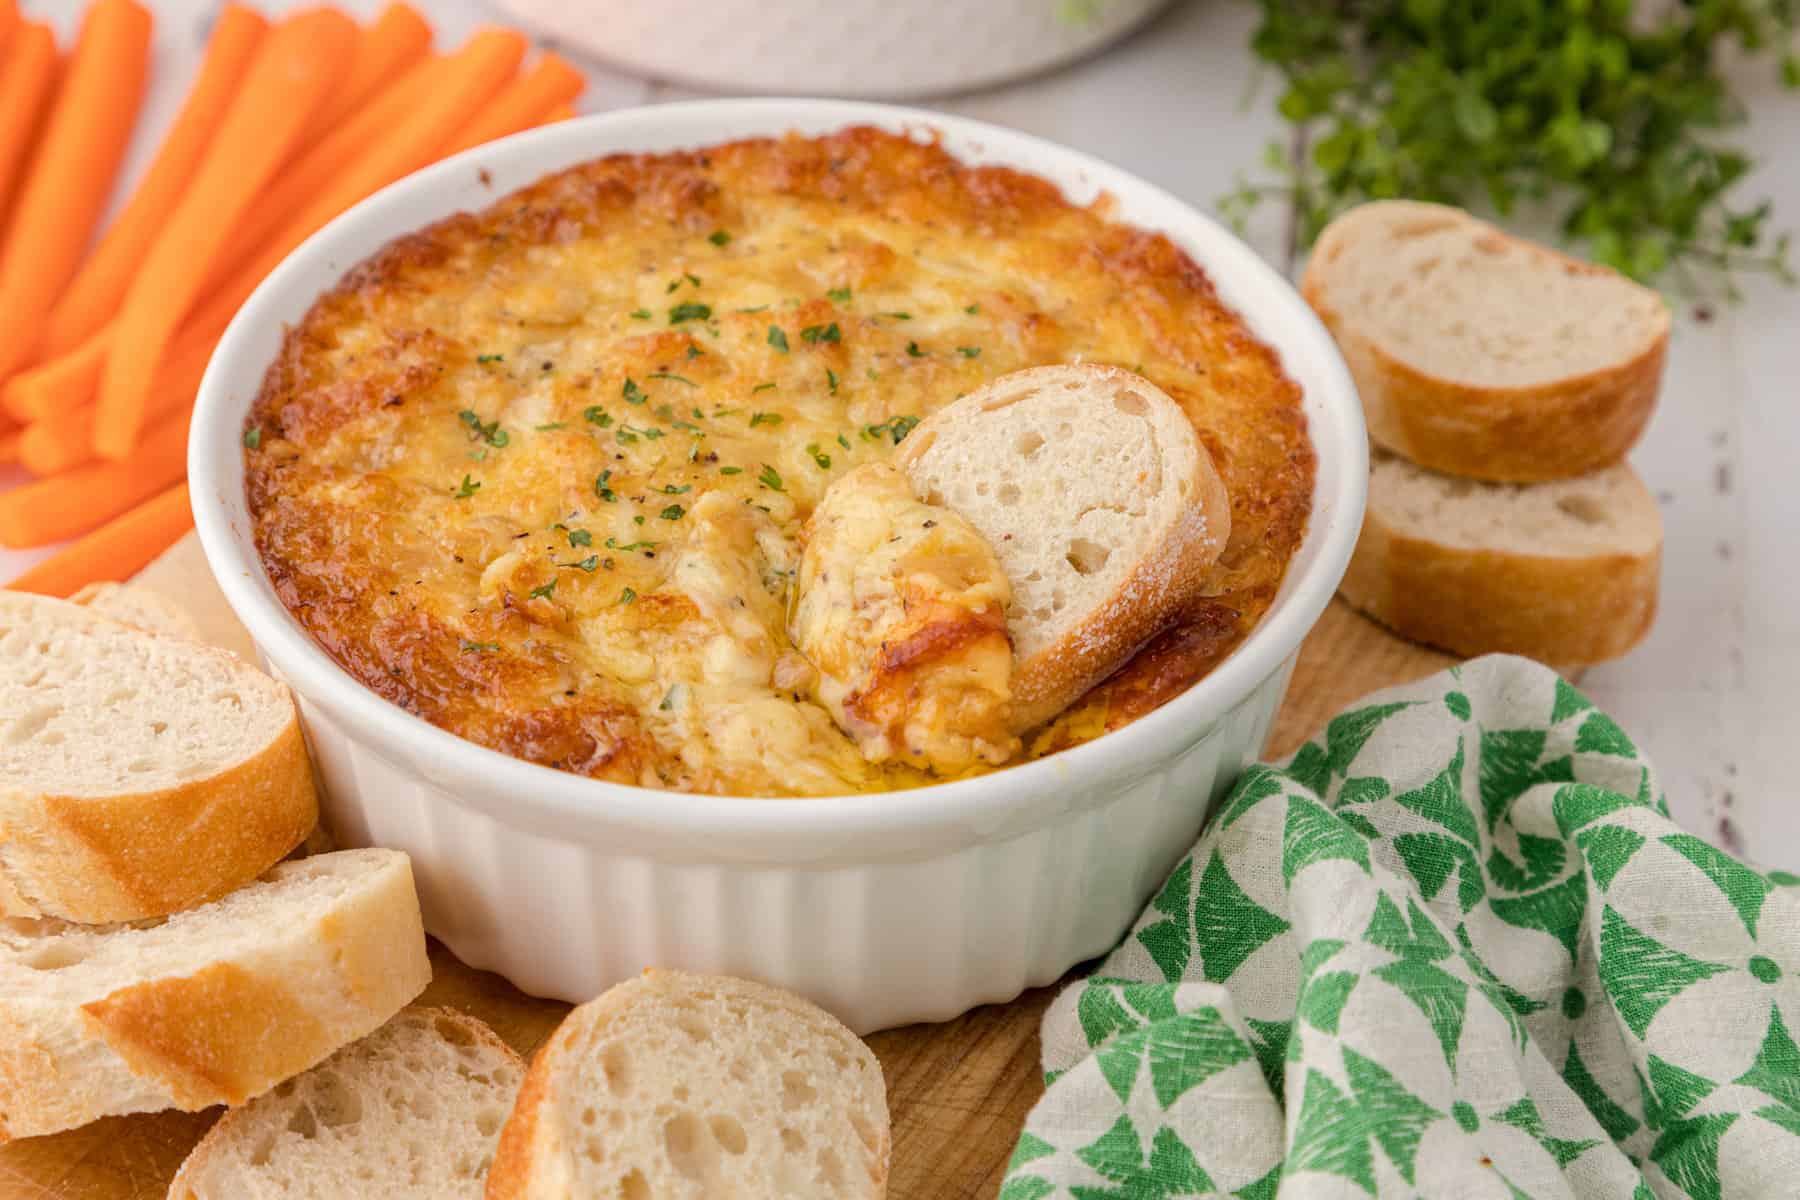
[487,970,889,1199]
[896,365,1231,733]
[0,848,431,1141]
[0,592,317,922]
[1339,451,1661,666]
[170,1006,523,1199]
[1302,200,1669,482]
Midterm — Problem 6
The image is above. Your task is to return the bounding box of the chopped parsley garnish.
[686,344,703,359]
[757,464,785,492]
[656,483,692,494]
[535,422,566,431]
[647,372,695,386]
[568,529,593,547]
[659,684,684,710]
[905,341,925,357]
[719,465,744,475]
[750,382,776,394]
[460,640,499,653]
[866,414,920,445]
[242,426,261,449]
[956,345,982,358]
[622,377,647,405]
[655,403,676,421]
[659,504,686,520]
[881,311,912,320]
[805,443,831,470]
[668,302,712,324]
[671,419,704,433]
[476,353,505,363]
[826,286,852,303]
[965,303,980,314]
[766,325,789,353]
[459,409,508,447]
[605,537,658,552]
[584,406,612,427]
[736,305,769,314]
[800,322,840,345]
[629,308,651,320]
[565,555,601,572]
[836,433,851,449]
[685,272,701,287]
[748,411,782,428]
[594,470,616,501]
[708,229,731,246]
[618,587,638,605]
[712,406,741,417]
[825,367,839,394]
[617,423,663,443]
[529,579,558,600]
[453,474,481,499]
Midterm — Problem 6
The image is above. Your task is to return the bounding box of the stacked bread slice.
[0,590,430,1143]
[1302,201,1668,666]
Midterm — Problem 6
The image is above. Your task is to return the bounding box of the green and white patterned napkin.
[1003,655,1800,1199]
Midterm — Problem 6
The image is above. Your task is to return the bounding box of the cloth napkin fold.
[1003,655,1800,1199]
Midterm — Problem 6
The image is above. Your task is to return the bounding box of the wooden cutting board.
[0,535,1452,1200]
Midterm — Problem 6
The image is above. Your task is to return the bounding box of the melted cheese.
[246,128,1313,796]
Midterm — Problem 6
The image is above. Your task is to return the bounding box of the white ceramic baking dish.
[190,99,1365,1034]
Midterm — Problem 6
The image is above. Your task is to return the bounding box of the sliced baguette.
[487,970,889,1199]
[0,848,430,1140]
[1340,450,1661,666]
[1302,200,1669,482]
[169,1006,523,1199]
[0,592,317,922]
[70,581,202,641]
[896,365,1231,733]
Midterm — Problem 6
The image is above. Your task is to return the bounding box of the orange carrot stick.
[41,5,268,357]
[0,21,59,237]
[540,104,578,125]
[0,429,19,466]
[302,2,433,145]
[94,10,359,461]
[439,52,585,155]
[18,333,208,475]
[0,404,191,547]
[1,325,105,423]
[7,481,192,598]
[184,31,526,344]
[0,0,151,385]
[205,51,446,288]
[0,1,17,56]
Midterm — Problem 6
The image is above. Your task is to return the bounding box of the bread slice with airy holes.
[0,591,317,922]
[0,848,430,1140]
[1302,200,1669,482]
[168,1007,522,1199]
[70,581,202,641]
[1340,450,1661,666]
[895,365,1231,733]
[486,971,889,1199]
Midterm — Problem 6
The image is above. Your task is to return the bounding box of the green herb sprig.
[1224,0,1797,291]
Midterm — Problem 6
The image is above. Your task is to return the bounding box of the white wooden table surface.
[8,0,1797,868]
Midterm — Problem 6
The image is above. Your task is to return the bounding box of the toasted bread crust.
[1302,205,1668,483]
[1339,503,1660,666]
[897,364,1235,733]
[487,970,889,1198]
[170,1006,521,1199]
[0,852,431,1140]
[1311,297,1666,482]
[7,716,318,923]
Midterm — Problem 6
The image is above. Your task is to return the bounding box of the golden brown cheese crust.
[792,462,1017,773]
[246,127,1314,796]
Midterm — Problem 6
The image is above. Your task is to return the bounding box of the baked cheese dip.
[244,127,1314,796]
